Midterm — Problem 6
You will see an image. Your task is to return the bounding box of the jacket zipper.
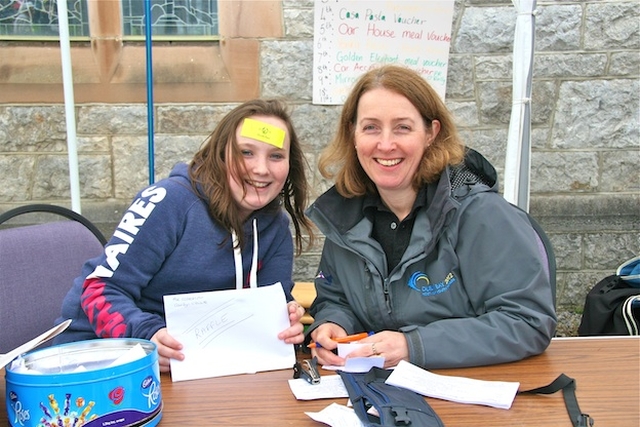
[383,276,392,314]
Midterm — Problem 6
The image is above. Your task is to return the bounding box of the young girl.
[54,99,314,372]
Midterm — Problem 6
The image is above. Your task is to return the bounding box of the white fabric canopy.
[504,0,536,211]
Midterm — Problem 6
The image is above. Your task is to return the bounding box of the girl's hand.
[151,328,184,373]
[277,301,306,344]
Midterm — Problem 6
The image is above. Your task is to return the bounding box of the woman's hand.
[151,328,184,373]
[309,323,349,367]
[277,301,306,344]
[348,330,409,368]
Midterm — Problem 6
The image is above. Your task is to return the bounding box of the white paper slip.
[322,343,385,372]
[288,374,349,400]
[385,360,520,410]
[323,356,385,373]
[305,403,367,427]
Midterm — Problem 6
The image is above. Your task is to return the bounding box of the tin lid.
[0,319,71,370]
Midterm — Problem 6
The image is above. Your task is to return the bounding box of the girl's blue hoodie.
[54,163,294,343]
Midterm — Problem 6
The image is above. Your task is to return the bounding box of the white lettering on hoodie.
[89,186,167,279]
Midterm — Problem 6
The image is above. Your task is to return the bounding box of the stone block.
[585,2,640,50]
[0,156,35,202]
[453,6,514,53]
[552,80,640,149]
[77,105,148,135]
[535,4,582,51]
[261,40,313,100]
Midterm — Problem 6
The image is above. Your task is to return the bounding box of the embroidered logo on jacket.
[315,271,332,286]
[407,271,456,296]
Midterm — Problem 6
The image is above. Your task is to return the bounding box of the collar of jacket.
[306,148,498,235]
[449,147,498,198]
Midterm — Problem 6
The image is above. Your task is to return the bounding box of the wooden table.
[2,337,638,426]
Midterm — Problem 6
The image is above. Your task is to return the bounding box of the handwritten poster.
[313,0,455,105]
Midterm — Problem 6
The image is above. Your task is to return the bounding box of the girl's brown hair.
[189,99,313,254]
[318,65,465,197]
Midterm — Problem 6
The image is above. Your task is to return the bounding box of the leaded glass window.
[0,0,88,37]
[123,0,218,37]
[0,0,218,39]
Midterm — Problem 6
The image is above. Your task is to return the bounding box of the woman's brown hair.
[189,99,313,254]
[318,65,465,197]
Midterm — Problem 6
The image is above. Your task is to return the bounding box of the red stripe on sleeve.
[81,277,127,338]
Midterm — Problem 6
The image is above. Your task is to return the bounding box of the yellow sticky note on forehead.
[240,118,286,148]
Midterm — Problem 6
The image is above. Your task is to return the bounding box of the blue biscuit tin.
[5,339,162,427]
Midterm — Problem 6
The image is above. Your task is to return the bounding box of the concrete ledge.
[530,193,640,233]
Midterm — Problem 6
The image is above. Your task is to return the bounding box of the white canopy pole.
[57,0,81,213]
[504,0,536,212]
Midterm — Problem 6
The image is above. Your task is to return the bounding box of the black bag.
[338,367,444,427]
[578,270,640,336]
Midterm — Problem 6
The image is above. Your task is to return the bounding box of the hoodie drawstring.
[232,218,258,290]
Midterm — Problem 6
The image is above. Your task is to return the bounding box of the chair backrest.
[0,205,106,353]
[520,208,557,308]
[0,204,107,245]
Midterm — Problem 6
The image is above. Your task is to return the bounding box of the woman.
[54,99,314,372]
[306,65,556,369]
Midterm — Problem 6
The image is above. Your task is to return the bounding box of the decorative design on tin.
[108,387,125,406]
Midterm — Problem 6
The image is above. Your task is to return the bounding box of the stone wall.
[0,0,638,336]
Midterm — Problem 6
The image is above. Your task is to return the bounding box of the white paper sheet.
[288,374,350,400]
[305,403,367,427]
[385,360,520,409]
[321,343,385,372]
[163,283,295,382]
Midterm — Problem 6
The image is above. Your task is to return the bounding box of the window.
[0,0,218,40]
[0,0,283,103]
[0,0,88,38]
[122,0,218,38]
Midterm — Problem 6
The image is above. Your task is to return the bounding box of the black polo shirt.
[363,187,428,272]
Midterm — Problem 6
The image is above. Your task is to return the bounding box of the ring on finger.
[371,343,379,356]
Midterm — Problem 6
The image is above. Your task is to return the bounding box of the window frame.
[0,0,283,103]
